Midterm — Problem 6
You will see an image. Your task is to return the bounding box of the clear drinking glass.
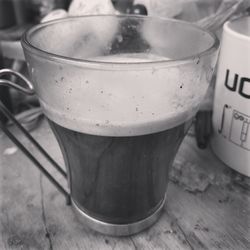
[19,15,219,235]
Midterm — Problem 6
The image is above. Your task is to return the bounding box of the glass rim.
[21,14,220,69]
[224,15,250,42]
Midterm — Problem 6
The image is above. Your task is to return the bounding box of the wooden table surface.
[0,119,249,250]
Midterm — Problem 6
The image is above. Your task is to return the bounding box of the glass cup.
[1,15,219,236]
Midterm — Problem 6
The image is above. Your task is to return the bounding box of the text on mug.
[224,69,250,99]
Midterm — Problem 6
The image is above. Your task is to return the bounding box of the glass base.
[72,195,166,236]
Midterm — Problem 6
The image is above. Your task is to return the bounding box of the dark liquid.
[49,119,189,224]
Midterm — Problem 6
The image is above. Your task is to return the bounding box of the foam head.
[22,15,219,136]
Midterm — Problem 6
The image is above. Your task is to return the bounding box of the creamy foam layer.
[91,53,169,62]
[35,53,207,136]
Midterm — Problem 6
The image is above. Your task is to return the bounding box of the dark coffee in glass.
[49,119,190,224]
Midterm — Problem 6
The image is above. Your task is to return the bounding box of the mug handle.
[0,68,71,205]
[0,68,34,95]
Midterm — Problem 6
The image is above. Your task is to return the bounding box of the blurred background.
[0,0,71,126]
[0,0,249,134]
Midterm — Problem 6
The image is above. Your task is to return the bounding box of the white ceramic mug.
[211,16,250,176]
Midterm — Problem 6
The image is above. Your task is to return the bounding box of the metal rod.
[0,101,67,178]
[0,123,71,205]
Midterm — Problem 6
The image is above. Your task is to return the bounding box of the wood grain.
[0,119,249,250]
